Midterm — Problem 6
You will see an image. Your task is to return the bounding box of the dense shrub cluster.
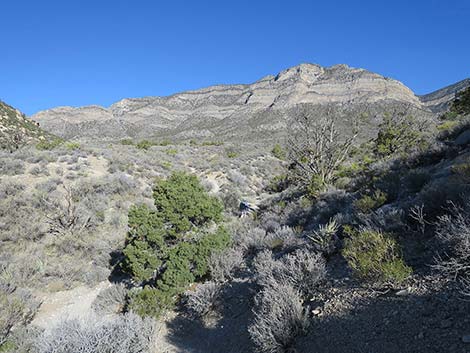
[373,112,426,158]
[342,227,412,285]
[122,172,229,317]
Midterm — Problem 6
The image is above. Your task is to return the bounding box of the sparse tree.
[287,106,358,195]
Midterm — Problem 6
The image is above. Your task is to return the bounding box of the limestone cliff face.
[30,63,467,141]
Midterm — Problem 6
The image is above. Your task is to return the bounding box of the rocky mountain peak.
[30,63,468,141]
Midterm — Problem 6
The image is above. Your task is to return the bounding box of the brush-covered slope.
[419,78,470,113]
[31,63,457,141]
[0,101,56,150]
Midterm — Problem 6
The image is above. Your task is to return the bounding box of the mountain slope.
[419,78,470,113]
[0,101,56,151]
[31,63,459,141]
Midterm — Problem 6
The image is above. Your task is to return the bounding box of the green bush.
[451,87,470,116]
[306,175,326,198]
[36,138,62,150]
[120,139,134,146]
[267,174,289,193]
[164,148,178,156]
[271,144,286,160]
[225,148,238,158]
[354,190,387,213]
[122,172,228,317]
[437,120,459,132]
[128,286,175,318]
[373,113,424,158]
[201,141,223,146]
[136,140,153,150]
[152,172,223,237]
[342,227,412,285]
[65,141,80,150]
[451,161,470,182]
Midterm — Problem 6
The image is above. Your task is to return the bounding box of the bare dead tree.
[42,185,91,236]
[287,105,358,190]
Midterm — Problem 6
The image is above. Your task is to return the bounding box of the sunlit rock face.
[31,63,469,142]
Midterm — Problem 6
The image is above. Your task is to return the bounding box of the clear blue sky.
[2,0,469,115]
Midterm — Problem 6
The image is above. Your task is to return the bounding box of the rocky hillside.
[420,78,470,113]
[31,64,469,142]
[0,101,56,151]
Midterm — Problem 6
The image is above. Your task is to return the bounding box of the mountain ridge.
[30,63,470,141]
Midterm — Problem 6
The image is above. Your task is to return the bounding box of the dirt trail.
[32,281,111,329]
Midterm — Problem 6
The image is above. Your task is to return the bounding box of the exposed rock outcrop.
[31,63,468,141]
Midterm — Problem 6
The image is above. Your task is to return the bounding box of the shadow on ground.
[294,286,470,353]
[165,279,256,353]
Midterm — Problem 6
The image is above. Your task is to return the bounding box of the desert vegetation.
[0,89,470,353]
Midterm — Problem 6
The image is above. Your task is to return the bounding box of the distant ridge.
[31,63,468,142]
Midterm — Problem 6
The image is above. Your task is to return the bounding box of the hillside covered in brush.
[0,101,58,151]
[1,79,470,353]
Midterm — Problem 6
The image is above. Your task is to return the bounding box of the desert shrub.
[417,179,470,220]
[0,284,39,348]
[120,138,134,146]
[219,185,241,214]
[184,281,222,318]
[127,286,175,318]
[249,284,309,353]
[201,141,223,146]
[233,227,270,253]
[267,226,304,252]
[41,186,97,237]
[271,144,286,160]
[65,141,80,150]
[373,112,427,158]
[253,249,325,297]
[136,140,153,150]
[365,207,406,233]
[450,86,470,116]
[164,148,178,156]
[307,218,340,256]
[342,227,412,285]
[266,174,289,193]
[0,181,25,198]
[225,147,239,158]
[434,203,470,295]
[29,164,49,176]
[151,172,223,237]
[437,120,460,132]
[354,190,387,213]
[35,178,61,194]
[122,172,229,317]
[405,169,431,193]
[451,161,470,183]
[92,283,128,315]
[208,248,244,283]
[0,159,25,176]
[36,138,62,151]
[33,313,156,353]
